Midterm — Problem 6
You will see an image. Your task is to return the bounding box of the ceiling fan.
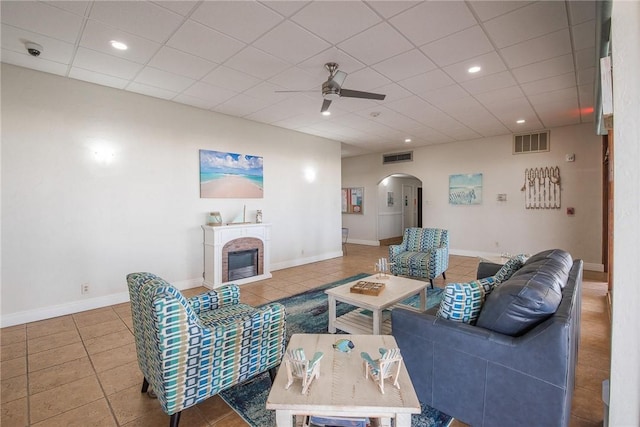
[277,63,386,113]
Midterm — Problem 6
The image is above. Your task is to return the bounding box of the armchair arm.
[427,246,449,272]
[188,284,241,314]
[389,243,405,259]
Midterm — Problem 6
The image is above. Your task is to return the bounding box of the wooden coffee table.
[325,274,428,335]
[266,334,421,427]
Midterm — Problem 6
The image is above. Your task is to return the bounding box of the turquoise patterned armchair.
[389,228,449,288]
[127,273,286,427]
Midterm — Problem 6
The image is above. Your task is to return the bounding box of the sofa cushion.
[476,249,573,336]
[437,277,496,324]
[493,254,528,283]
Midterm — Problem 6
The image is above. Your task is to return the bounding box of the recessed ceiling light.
[468,66,481,74]
[516,119,526,124]
[404,138,412,143]
[110,40,128,50]
[321,111,331,116]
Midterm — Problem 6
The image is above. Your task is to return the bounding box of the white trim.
[0,278,203,328]
[271,251,344,271]
[347,239,380,246]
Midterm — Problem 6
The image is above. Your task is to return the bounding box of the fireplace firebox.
[228,249,258,281]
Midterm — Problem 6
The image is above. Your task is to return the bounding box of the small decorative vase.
[256,210,263,223]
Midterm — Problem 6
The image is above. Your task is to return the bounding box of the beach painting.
[200,150,263,198]
[449,173,482,205]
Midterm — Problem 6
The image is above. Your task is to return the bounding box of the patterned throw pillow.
[437,277,496,324]
[494,254,528,283]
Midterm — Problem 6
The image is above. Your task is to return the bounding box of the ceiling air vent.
[382,151,413,164]
[513,130,550,154]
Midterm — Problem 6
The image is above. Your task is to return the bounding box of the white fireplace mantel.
[202,223,272,288]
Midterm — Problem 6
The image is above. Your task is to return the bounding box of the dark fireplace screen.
[228,249,258,281]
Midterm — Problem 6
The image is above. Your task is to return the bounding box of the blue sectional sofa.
[392,249,582,427]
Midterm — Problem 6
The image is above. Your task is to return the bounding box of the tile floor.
[1,244,609,426]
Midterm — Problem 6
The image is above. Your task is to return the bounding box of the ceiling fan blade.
[321,99,332,113]
[331,70,347,87]
[340,89,386,100]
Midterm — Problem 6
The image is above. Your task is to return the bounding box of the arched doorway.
[377,174,422,245]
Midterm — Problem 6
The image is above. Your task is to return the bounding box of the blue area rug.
[220,273,452,427]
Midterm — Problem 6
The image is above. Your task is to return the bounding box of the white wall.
[343,123,603,269]
[1,64,342,326]
[610,1,640,425]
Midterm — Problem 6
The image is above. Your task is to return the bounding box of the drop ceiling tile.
[568,1,596,25]
[505,119,545,133]
[365,1,419,18]
[1,25,75,64]
[389,1,476,46]
[578,84,594,107]
[291,1,381,44]
[183,81,238,105]
[148,46,217,80]
[272,114,324,130]
[337,22,413,65]
[167,21,245,64]
[69,67,129,89]
[372,49,436,81]
[89,1,183,43]
[500,29,572,69]
[536,99,581,128]
[385,96,437,117]
[520,72,576,96]
[253,21,330,64]
[127,82,178,100]
[134,67,195,92]
[577,67,595,86]
[152,1,198,17]
[442,51,507,83]
[345,68,392,91]
[399,69,455,97]
[173,93,218,110]
[460,71,518,94]
[441,125,482,141]
[261,1,310,17]
[529,87,578,108]
[245,105,298,124]
[203,65,262,93]
[371,83,413,103]
[1,1,84,43]
[225,47,291,80]
[420,26,494,67]
[575,47,596,70]
[243,81,293,104]
[73,47,144,80]
[474,86,525,104]
[481,97,536,122]
[512,53,574,84]
[421,84,469,104]
[191,1,283,44]
[1,49,68,76]
[80,20,161,64]
[483,1,568,48]
[572,20,596,50]
[213,93,273,117]
[467,1,533,22]
[297,48,365,76]
[43,1,90,16]
[268,66,320,91]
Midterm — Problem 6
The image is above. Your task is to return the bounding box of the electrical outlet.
[81,283,90,295]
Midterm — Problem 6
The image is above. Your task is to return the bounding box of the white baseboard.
[346,239,380,246]
[271,251,343,271]
[0,278,203,328]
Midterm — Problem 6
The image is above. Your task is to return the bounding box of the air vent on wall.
[382,151,413,164]
[513,130,550,154]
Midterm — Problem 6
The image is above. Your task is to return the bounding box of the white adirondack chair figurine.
[284,348,323,394]
[360,347,402,394]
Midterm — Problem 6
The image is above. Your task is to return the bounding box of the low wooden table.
[325,274,428,335]
[266,334,421,427]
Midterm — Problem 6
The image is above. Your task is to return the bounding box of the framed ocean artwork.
[199,149,263,198]
[449,173,482,205]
